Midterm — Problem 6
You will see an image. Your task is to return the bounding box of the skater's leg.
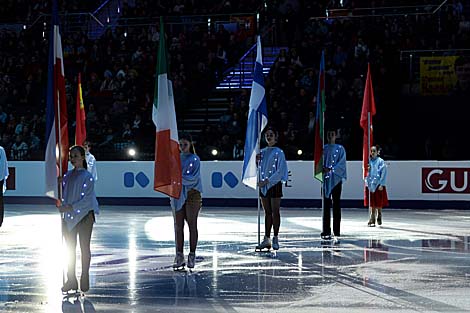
[173,207,186,253]
[322,194,332,236]
[0,179,3,227]
[368,207,376,226]
[62,221,79,290]
[377,207,382,225]
[332,183,342,237]
[260,197,273,237]
[78,212,94,292]
[185,191,202,253]
[271,198,281,237]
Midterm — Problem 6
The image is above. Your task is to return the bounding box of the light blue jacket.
[365,156,387,192]
[0,146,9,191]
[259,146,288,196]
[323,143,347,198]
[62,168,99,231]
[171,153,203,211]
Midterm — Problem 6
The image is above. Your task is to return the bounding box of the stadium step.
[215,46,285,90]
[178,45,286,143]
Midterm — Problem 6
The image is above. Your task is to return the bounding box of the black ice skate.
[187,252,196,270]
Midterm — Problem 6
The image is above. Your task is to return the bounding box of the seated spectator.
[10,135,29,160]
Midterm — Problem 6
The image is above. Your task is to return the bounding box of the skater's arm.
[265,150,288,188]
[332,146,347,180]
[378,158,387,187]
[182,155,200,185]
[68,174,98,213]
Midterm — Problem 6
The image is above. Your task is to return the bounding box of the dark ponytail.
[179,133,196,155]
[70,145,87,170]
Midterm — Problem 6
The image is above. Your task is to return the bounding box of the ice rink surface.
[1,204,469,312]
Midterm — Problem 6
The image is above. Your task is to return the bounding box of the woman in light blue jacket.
[171,134,203,270]
[58,145,99,294]
[256,127,288,251]
[365,145,389,227]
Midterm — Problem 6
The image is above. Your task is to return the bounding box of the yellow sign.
[420,56,458,95]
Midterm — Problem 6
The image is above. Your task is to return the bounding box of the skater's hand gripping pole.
[284,170,292,187]
[57,203,73,213]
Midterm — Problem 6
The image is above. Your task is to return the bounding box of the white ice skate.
[255,236,272,252]
[61,279,79,294]
[173,252,186,271]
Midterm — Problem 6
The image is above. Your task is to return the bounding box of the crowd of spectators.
[0,0,256,161]
[0,0,469,162]
[198,0,470,161]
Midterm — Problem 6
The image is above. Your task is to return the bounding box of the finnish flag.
[242,36,268,189]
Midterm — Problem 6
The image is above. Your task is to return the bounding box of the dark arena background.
[0,1,469,312]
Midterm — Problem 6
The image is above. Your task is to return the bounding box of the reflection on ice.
[1,205,470,312]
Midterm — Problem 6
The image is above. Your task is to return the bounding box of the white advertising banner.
[6,161,470,203]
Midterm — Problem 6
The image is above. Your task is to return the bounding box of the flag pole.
[321,109,325,228]
[257,113,261,247]
[367,111,371,213]
[57,89,63,200]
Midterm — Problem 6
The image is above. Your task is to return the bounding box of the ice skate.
[321,232,332,240]
[255,236,271,252]
[367,208,376,227]
[173,252,186,271]
[187,252,196,269]
[272,236,279,250]
[61,278,79,294]
[377,208,382,226]
[333,234,341,244]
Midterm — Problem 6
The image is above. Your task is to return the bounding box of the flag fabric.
[360,63,376,178]
[75,73,86,146]
[314,51,326,182]
[153,17,182,199]
[242,36,268,189]
[45,0,69,199]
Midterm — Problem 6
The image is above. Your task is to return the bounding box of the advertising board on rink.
[5,161,470,207]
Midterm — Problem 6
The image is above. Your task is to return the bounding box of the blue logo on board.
[211,171,239,188]
[124,172,150,188]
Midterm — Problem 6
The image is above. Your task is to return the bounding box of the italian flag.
[153,18,182,198]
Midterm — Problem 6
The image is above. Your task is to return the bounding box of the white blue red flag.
[45,0,69,199]
[242,36,268,189]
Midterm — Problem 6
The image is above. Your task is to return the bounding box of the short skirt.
[364,186,389,208]
[186,189,202,208]
[260,182,283,198]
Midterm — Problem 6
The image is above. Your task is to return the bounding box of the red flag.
[75,73,86,146]
[360,63,376,178]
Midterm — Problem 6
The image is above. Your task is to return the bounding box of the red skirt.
[364,187,389,207]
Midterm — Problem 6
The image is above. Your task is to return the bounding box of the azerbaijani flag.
[75,73,86,146]
[45,0,69,199]
[314,51,326,182]
[242,35,268,189]
[360,63,376,178]
[153,17,182,198]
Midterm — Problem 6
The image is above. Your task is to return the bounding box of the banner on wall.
[420,56,458,96]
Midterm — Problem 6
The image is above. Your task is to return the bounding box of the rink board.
[4,161,469,208]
